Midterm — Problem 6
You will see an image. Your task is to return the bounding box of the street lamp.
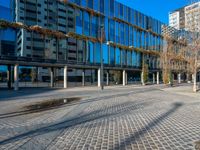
[100,24,104,90]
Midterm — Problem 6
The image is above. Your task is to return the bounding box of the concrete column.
[153,73,155,84]
[7,65,12,89]
[141,71,144,85]
[178,73,181,84]
[82,70,85,86]
[123,70,126,86]
[98,68,101,87]
[157,72,160,85]
[186,73,191,83]
[64,66,68,88]
[50,67,54,88]
[106,71,109,86]
[193,73,197,92]
[192,74,194,83]
[14,64,19,91]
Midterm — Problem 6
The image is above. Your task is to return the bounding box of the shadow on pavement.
[114,102,183,149]
[0,87,60,101]
[0,100,153,146]
[0,88,157,119]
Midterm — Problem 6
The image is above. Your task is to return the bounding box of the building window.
[75,0,81,5]
[109,46,115,65]
[121,49,126,66]
[127,51,132,66]
[81,0,87,7]
[76,9,83,34]
[120,4,123,19]
[87,41,94,63]
[115,47,120,65]
[129,27,133,46]
[77,40,85,63]
[93,0,99,11]
[87,0,93,9]
[84,11,90,36]
[109,0,114,17]
[114,2,119,17]
[124,24,129,46]
[103,44,108,64]
[120,23,124,45]
[91,15,98,37]
[115,21,120,43]
[100,0,104,13]
[109,19,115,42]
[94,42,100,63]
[132,51,137,66]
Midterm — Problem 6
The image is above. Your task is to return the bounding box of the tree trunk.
[193,72,197,92]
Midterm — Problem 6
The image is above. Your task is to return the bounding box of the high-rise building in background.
[169,1,200,32]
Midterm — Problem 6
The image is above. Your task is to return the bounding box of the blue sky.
[117,0,188,24]
[0,0,189,23]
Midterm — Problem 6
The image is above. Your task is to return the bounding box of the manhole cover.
[195,141,200,150]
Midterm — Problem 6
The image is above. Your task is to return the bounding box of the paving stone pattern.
[0,85,199,150]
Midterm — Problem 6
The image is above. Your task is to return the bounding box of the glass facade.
[1,0,164,71]
[0,5,16,56]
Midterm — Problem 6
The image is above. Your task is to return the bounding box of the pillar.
[64,66,68,88]
[153,73,155,84]
[123,70,126,86]
[178,73,181,84]
[82,70,85,86]
[141,71,144,85]
[7,65,12,89]
[157,72,160,85]
[193,72,197,92]
[192,74,195,83]
[186,73,190,83]
[14,64,19,91]
[98,68,101,87]
[106,71,109,86]
[50,67,54,88]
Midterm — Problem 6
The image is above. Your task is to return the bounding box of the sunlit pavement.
[0,84,199,150]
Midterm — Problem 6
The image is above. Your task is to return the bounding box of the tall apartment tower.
[14,0,76,60]
[169,1,200,32]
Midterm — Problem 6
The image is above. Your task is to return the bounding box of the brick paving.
[0,85,200,150]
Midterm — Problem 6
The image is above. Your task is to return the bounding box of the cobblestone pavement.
[0,84,200,150]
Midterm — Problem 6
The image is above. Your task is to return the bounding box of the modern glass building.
[1,0,164,88]
[0,5,16,56]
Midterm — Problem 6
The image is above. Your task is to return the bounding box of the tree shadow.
[0,100,152,146]
[114,102,183,149]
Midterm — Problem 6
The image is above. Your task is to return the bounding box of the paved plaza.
[0,84,200,150]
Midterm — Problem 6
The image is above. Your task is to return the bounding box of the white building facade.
[169,1,200,32]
